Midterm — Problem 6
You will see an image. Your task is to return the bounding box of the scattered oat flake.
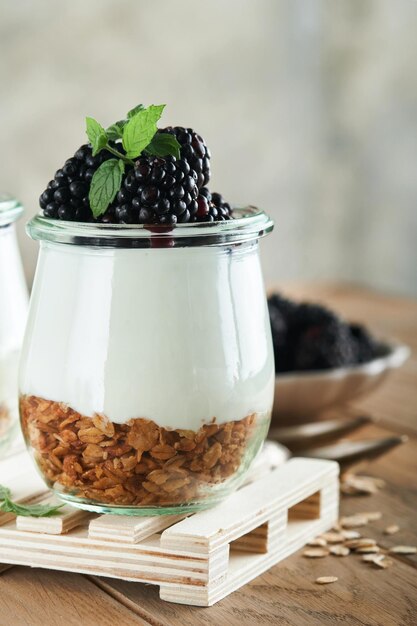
[362,554,392,568]
[356,545,380,554]
[307,538,327,547]
[315,576,338,585]
[363,511,382,522]
[374,557,393,569]
[340,474,384,496]
[340,514,368,528]
[303,548,329,558]
[384,524,400,535]
[345,538,377,550]
[341,530,361,540]
[362,554,382,563]
[329,545,350,556]
[320,532,345,544]
[389,546,417,555]
[340,483,359,496]
[362,475,386,488]
[341,474,386,497]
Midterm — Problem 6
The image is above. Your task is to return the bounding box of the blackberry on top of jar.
[38,103,235,226]
[39,143,118,222]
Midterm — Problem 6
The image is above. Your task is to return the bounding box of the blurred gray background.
[1,0,416,295]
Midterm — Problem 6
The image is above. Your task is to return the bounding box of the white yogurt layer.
[19,241,274,429]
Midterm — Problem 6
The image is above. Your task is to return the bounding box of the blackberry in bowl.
[267,293,410,423]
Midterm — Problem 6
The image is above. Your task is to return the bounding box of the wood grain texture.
[105,554,417,626]
[3,283,417,625]
[0,566,150,626]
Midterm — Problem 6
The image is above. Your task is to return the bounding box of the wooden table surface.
[1,283,416,626]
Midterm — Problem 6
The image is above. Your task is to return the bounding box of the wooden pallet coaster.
[0,455,339,606]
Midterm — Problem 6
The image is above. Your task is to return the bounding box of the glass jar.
[0,195,29,455]
[20,208,274,514]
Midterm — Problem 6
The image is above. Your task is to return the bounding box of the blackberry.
[112,155,200,225]
[208,190,233,221]
[160,127,211,188]
[291,302,338,331]
[39,143,119,221]
[349,323,379,363]
[189,188,233,222]
[268,294,298,325]
[268,302,292,373]
[267,292,381,373]
[293,320,357,371]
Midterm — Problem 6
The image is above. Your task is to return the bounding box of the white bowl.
[272,341,410,423]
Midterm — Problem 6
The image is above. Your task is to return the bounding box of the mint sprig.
[86,104,181,217]
[0,484,64,518]
[0,485,11,500]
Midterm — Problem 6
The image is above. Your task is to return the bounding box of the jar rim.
[26,207,274,248]
[0,195,24,227]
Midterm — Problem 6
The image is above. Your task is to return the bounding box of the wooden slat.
[0,525,218,585]
[88,513,187,543]
[16,495,94,534]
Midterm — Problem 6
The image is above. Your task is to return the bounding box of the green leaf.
[122,104,166,159]
[89,159,125,218]
[86,117,107,156]
[0,494,65,517]
[106,120,126,141]
[146,133,181,159]
[0,484,11,500]
[127,104,144,119]
[106,105,145,140]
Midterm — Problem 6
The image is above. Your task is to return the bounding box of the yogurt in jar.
[20,242,274,430]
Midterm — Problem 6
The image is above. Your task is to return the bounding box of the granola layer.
[20,395,261,507]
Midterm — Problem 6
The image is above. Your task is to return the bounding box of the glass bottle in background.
[0,195,29,456]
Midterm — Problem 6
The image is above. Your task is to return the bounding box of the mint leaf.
[122,104,165,159]
[89,158,125,218]
[0,484,11,500]
[106,120,126,141]
[127,104,144,119]
[106,105,145,140]
[86,117,107,156]
[0,494,64,517]
[146,133,181,159]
